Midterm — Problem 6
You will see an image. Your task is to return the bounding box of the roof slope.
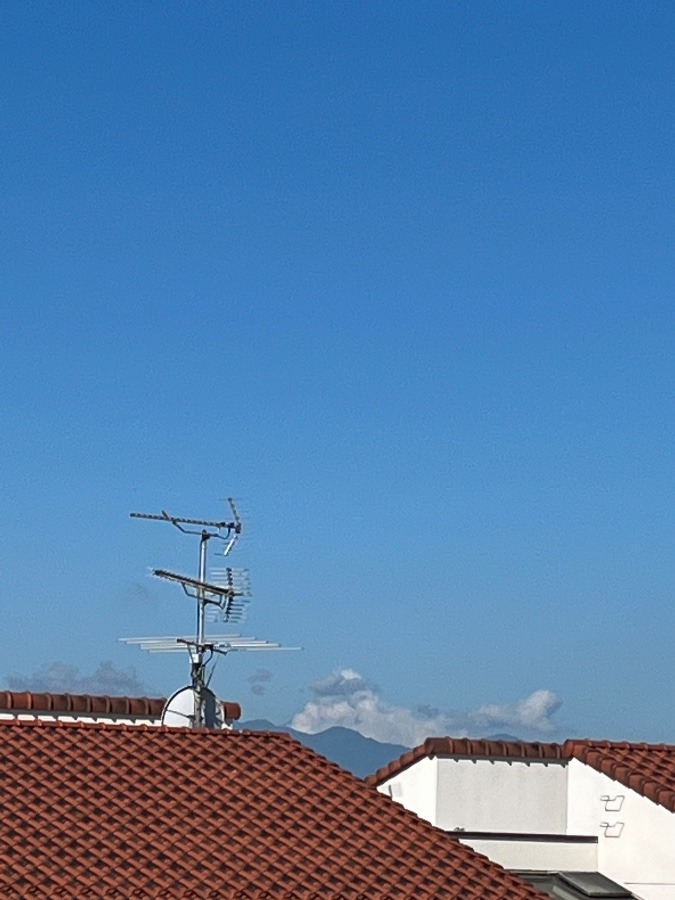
[564,739,675,813]
[0,720,542,899]
[366,736,675,813]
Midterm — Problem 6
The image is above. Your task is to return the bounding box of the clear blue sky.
[1,2,672,744]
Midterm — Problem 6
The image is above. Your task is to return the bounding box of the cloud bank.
[6,661,149,697]
[290,669,562,747]
[471,689,562,734]
[247,668,273,696]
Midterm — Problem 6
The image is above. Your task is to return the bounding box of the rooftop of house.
[366,736,675,813]
[566,738,675,813]
[0,719,544,898]
[0,689,241,721]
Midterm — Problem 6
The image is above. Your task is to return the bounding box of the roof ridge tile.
[367,736,568,785]
[0,689,241,721]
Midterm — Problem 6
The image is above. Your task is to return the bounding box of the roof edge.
[366,737,568,786]
[563,739,675,813]
[0,690,241,721]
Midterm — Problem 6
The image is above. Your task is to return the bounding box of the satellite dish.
[161,685,223,729]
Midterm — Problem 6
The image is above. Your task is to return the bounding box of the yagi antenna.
[121,498,299,728]
[129,499,242,555]
[152,569,251,621]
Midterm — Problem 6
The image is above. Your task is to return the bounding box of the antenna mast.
[123,499,297,728]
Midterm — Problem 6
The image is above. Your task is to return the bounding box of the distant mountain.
[237,720,407,778]
[237,722,524,777]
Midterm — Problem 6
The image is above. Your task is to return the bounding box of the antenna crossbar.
[152,569,247,602]
[120,635,294,654]
[131,511,238,530]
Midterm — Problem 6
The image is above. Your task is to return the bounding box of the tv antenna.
[121,498,298,728]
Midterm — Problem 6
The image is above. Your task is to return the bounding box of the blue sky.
[1,2,672,745]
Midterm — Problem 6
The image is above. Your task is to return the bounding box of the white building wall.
[434,757,569,834]
[567,758,675,900]
[461,837,597,872]
[377,752,675,899]
[377,756,438,825]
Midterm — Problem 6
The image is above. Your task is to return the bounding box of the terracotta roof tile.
[0,690,165,717]
[366,736,565,786]
[563,739,675,813]
[0,720,543,898]
[0,690,241,721]
[367,736,675,814]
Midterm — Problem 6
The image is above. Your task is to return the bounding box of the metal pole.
[194,530,209,727]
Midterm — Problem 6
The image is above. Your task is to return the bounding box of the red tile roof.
[564,739,675,813]
[366,737,566,785]
[366,736,675,813]
[0,720,543,898]
[0,690,165,717]
[0,690,241,721]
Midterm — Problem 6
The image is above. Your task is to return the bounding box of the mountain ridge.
[237,720,525,777]
[237,719,407,777]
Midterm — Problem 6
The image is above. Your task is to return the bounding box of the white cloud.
[470,689,562,734]
[290,669,562,747]
[6,661,149,697]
